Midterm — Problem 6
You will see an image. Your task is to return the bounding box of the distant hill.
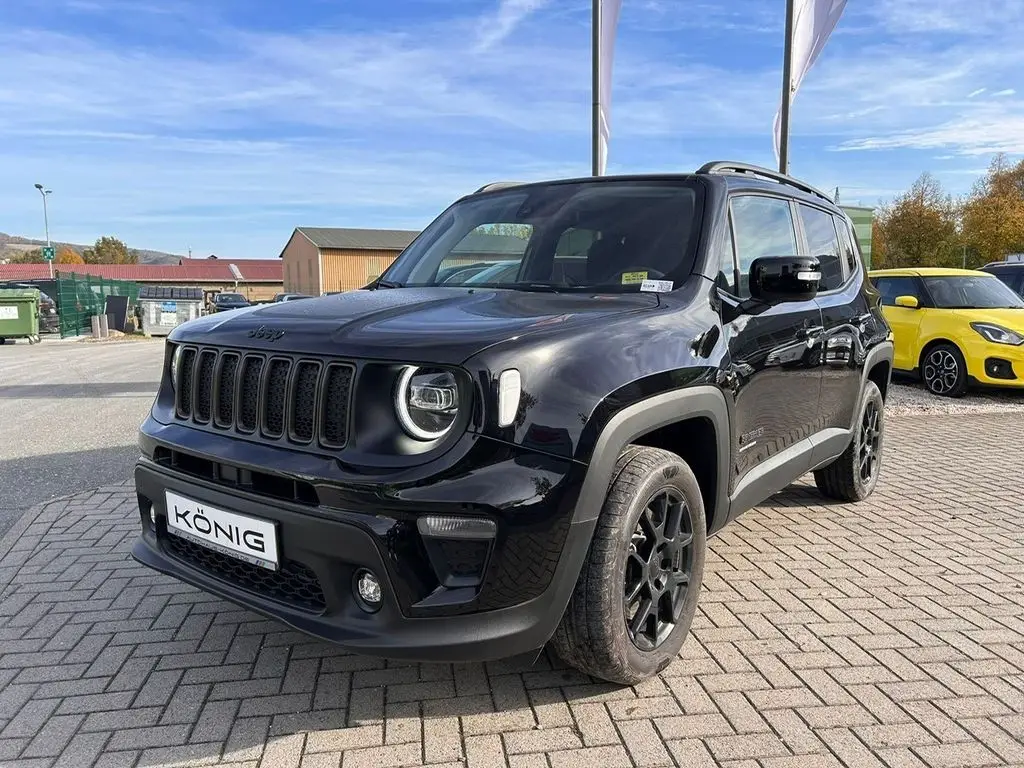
[0,233,181,265]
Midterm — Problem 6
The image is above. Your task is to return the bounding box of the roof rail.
[696,161,834,204]
[474,181,526,194]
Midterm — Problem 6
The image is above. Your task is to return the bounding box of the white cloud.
[474,0,551,52]
[992,88,1016,97]
[968,88,987,98]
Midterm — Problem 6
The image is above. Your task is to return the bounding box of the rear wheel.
[551,446,706,685]
[921,343,967,397]
[814,380,885,502]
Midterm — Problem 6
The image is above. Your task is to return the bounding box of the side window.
[730,196,799,299]
[833,215,859,274]
[798,204,845,291]
[874,276,919,306]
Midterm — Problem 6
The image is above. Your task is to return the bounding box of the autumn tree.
[83,236,137,264]
[56,246,84,264]
[873,173,961,268]
[961,154,1024,266]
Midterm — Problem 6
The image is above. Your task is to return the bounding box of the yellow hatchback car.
[868,267,1024,397]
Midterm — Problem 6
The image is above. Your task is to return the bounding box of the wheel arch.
[572,386,730,536]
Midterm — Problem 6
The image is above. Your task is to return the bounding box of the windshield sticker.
[621,271,648,284]
[641,279,674,293]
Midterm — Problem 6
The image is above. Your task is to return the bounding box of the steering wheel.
[606,267,666,284]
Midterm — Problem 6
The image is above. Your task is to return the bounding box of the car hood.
[172,287,660,364]
[952,307,1024,331]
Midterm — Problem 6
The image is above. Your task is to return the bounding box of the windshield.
[219,293,245,302]
[924,276,1024,309]
[380,179,704,292]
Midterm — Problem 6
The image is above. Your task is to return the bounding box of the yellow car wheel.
[921,342,967,398]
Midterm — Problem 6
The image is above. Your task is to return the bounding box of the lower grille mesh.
[163,532,326,612]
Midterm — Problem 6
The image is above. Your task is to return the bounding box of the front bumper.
[965,338,1024,387]
[131,426,594,663]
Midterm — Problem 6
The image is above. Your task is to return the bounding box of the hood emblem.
[248,326,285,341]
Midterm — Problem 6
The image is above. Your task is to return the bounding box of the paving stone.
[1,415,1022,768]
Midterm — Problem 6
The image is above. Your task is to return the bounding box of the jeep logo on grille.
[248,326,284,341]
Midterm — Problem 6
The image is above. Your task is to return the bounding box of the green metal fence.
[56,273,139,338]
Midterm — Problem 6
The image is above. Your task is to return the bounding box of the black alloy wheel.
[858,398,882,485]
[551,445,707,685]
[624,489,693,651]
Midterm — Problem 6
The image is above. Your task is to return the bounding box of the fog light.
[355,569,382,611]
[149,508,157,526]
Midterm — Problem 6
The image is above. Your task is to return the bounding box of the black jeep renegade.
[133,162,894,684]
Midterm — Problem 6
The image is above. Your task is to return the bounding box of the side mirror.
[894,295,919,309]
[749,256,820,305]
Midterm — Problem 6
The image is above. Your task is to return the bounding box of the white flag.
[596,0,622,175]
[773,0,847,166]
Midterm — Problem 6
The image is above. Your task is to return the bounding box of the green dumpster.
[0,288,41,345]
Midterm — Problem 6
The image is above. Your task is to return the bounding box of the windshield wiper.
[376,280,402,289]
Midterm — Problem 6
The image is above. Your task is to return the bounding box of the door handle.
[796,325,824,340]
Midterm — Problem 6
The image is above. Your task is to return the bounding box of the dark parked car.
[210,292,251,312]
[132,162,894,684]
[980,260,1024,298]
[272,293,314,302]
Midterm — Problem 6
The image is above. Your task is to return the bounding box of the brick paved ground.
[1,413,1022,768]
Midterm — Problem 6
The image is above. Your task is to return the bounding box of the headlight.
[395,366,460,440]
[971,322,1024,346]
[170,345,183,388]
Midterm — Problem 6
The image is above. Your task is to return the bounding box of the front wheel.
[813,380,885,502]
[551,446,707,685]
[921,343,967,397]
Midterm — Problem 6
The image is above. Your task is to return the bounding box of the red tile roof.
[0,261,282,283]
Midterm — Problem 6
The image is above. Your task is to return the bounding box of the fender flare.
[855,340,895,430]
[572,385,730,528]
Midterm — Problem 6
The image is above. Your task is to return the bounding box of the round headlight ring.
[395,365,460,441]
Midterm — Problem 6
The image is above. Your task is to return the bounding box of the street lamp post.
[34,183,53,279]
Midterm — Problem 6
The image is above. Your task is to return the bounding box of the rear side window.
[730,196,798,298]
[833,215,859,274]
[797,204,845,291]
[873,276,920,306]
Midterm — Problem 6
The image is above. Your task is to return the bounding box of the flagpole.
[778,0,795,175]
[592,0,602,176]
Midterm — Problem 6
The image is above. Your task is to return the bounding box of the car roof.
[981,261,1024,269]
[469,163,843,215]
[868,267,993,278]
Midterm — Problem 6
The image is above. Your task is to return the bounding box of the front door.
[719,194,824,490]
[874,275,926,371]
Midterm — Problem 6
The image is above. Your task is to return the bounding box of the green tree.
[10,248,44,264]
[961,154,1024,266]
[83,236,137,264]
[873,173,961,269]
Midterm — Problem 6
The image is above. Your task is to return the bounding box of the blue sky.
[1,0,1021,258]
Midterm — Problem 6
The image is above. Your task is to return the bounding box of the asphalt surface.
[0,336,164,537]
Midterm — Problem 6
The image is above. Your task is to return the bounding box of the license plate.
[164,490,279,570]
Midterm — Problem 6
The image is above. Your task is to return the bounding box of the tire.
[921,342,967,397]
[813,380,885,502]
[551,446,707,685]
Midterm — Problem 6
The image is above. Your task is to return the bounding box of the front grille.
[174,346,353,448]
[163,532,326,612]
